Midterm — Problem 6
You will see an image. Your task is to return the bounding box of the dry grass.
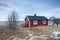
[0,25,28,40]
[0,25,60,40]
[30,26,60,40]
[47,37,54,40]
[32,26,60,35]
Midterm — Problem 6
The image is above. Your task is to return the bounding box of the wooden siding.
[25,17,48,27]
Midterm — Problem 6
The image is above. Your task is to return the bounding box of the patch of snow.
[40,35,48,39]
[28,32,33,37]
[29,35,48,40]
[50,31,60,40]
[29,36,40,40]
[52,31,60,36]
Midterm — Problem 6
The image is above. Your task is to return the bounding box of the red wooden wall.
[30,20,48,27]
[25,17,48,27]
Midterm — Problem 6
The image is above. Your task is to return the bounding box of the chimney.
[34,14,36,16]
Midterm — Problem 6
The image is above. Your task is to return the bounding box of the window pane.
[33,21,38,25]
[43,20,46,24]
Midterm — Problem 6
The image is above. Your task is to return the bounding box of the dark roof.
[27,16,48,20]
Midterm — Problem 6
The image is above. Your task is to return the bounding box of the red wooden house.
[25,14,48,28]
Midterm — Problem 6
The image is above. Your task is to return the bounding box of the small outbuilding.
[25,14,48,28]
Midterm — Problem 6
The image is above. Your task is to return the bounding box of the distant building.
[48,20,53,26]
[48,18,60,26]
[25,14,48,28]
[48,16,56,26]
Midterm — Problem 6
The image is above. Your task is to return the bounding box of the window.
[33,21,38,25]
[42,20,46,24]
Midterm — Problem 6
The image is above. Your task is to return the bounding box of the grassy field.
[0,25,60,40]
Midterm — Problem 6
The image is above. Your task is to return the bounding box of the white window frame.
[33,20,38,25]
[42,20,46,24]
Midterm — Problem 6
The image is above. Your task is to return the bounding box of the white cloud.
[44,7,60,18]
[0,0,60,21]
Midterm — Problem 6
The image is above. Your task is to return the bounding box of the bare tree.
[49,16,60,27]
[53,18,60,27]
[49,16,56,21]
[49,16,56,26]
[8,10,18,31]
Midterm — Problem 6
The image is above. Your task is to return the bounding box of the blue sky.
[0,0,60,21]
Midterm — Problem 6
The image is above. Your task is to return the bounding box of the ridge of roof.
[27,16,48,20]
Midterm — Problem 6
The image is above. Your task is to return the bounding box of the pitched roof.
[27,16,48,20]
